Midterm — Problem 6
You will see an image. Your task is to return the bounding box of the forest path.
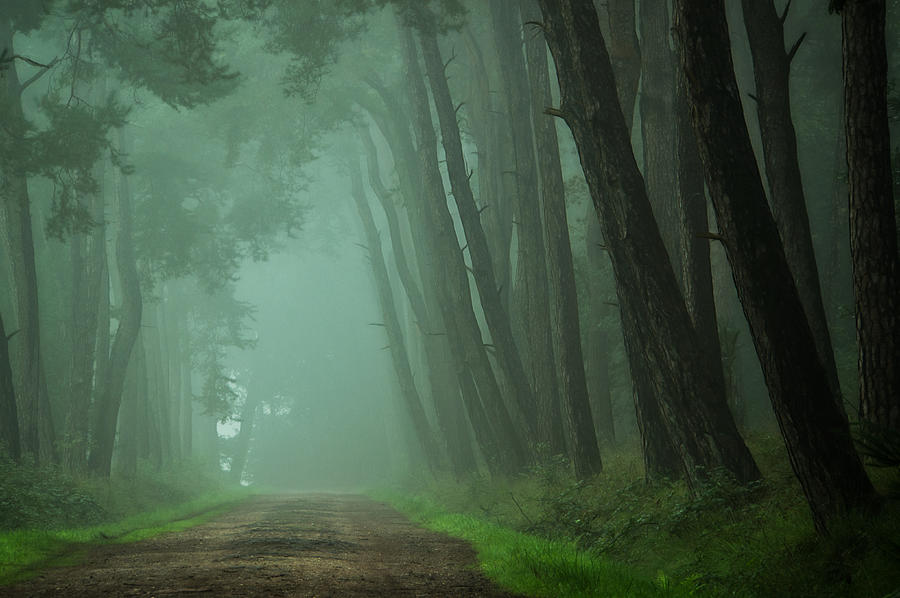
[2,493,524,597]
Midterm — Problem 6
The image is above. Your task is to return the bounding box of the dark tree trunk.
[419,26,540,447]
[165,292,183,463]
[837,0,900,431]
[0,19,55,462]
[489,0,565,453]
[359,81,480,474]
[88,127,143,477]
[357,123,477,474]
[63,174,105,472]
[462,29,515,317]
[522,0,601,476]
[674,67,728,424]
[349,157,442,471]
[116,336,142,478]
[536,0,760,490]
[402,24,527,472]
[604,0,640,128]
[741,0,843,407]
[0,311,20,460]
[638,0,680,279]
[672,0,878,532]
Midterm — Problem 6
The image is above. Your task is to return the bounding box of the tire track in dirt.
[1,494,524,597]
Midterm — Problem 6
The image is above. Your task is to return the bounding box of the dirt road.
[2,494,524,597]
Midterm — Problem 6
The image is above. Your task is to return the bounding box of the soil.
[1,494,526,597]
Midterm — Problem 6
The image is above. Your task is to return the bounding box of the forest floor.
[0,493,523,597]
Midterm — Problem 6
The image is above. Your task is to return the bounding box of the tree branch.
[787,32,807,64]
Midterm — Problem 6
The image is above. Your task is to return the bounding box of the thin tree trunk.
[536,0,760,490]
[88,126,143,477]
[229,389,260,485]
[523,0,601,476]
[0,19,54,461]
[357,122,477,474]
[348,156,442,471]
[672,0,879,532]
[419,26,541,448]
[489,0,565,453]
[741,0,843,407]
[0,311,20,460]
[837,0,900,431]
[402,24,527,472]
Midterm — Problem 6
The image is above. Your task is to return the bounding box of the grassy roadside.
[0,457,251,585]
[378,491,692,598]
[376,433,900,598]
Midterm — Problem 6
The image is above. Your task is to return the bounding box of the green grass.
[0,489,249,584]
[378,493,693,598]
[377,433,900,598]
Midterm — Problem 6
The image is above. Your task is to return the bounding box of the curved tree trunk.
[419,26,540,448]
[672,0,878,532]
[402,25,527,472]
[348,157,441,471]
[88,127,143,477]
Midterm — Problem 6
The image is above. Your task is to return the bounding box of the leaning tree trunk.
[489,0,565,453]
[357,121,477,474]
[419,26,541,447]
[836,0,900,432]
[87,127,143,478]
[741,0,843,407]
[0,311,20,461]
[229,387,261,485]
[672,0,879,533]
[674,63,728,425]
[536,0,760,491]
[348,156,442,471]
[402,24,527,472]
[522,0,602,477]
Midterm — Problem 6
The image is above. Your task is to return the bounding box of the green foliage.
[0,457,247,584]
[389,435,900,598]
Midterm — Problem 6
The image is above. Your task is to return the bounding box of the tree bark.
[488,0,565,454]
[419,26,541,448]
[0,18,55,462]
[88,126,143,477]
[741,0,843,407]
[348,156,442,471]
[402,24,527,472]
[672,0,879,532]
[522,0,601,477]
[357,122,477,474]
[0,310,20,460]
[536,0,760,490]
[837,0,900,431]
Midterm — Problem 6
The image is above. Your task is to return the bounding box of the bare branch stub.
[787,32,807,64]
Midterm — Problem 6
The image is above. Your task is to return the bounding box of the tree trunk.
[674,65,728,424]
[418,26,541,448]
[402,24,527,472]
[838,0,900,431]
[536,0,760,490]
[638,0,680,279]
[0,19,55,462]
[672,0,879,532]
[357,122,477,474]
[488,0,566,453]
[348,156,442,471]
[88,127,143,477]
[522,0,601,476]
[741,0,843,407]
[0,310,20,460]
[229,389,260,485]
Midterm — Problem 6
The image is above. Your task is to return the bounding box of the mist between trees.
[0,0,898,543]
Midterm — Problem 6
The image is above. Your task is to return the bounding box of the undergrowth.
[384,433,900,598]
[0,456,248,584]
